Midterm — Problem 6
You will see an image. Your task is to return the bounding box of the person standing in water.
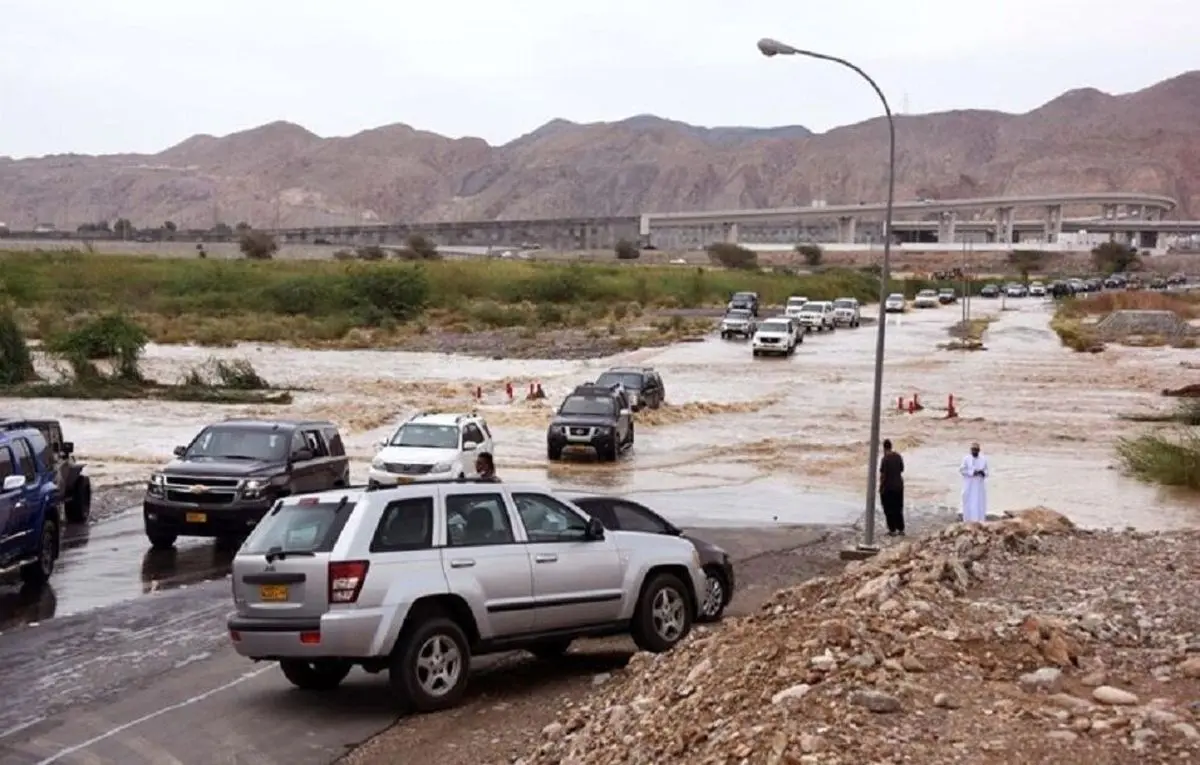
[878,439,906,536]
[959,442,988,522]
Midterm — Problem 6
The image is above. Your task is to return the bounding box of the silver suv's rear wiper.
[264,547,316,563]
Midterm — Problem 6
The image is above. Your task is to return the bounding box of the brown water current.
[3,296,1197,625]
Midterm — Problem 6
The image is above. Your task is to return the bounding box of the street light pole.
[758,38,896,555]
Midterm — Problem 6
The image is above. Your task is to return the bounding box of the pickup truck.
[795,301,836,332]
[0,427,62,585]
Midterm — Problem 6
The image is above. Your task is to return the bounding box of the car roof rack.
[404,411,479,424]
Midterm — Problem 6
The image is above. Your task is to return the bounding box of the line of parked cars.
[720,291,862,356]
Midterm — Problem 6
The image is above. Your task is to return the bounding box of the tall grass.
[0,250,887,345]
[1116,430,1200,490]
[1057,290,1200,319]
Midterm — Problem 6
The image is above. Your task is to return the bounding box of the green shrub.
[615,239,640,260]
[1116,429,1200,490]
[239,231,278,259]
[0,309,35,385]
[47,313,148,381]
[706,243,758,270]
[796,244,823,266]
[346,263,430,321]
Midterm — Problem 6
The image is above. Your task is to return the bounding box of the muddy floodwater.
[3,297,1198,624]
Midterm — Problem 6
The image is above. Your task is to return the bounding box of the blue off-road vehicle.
[0,427,62,585]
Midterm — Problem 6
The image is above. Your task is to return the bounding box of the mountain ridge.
[2,70,1197,228]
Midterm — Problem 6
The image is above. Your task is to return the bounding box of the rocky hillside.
[519,509,1200,764]
[2,71,1199,229]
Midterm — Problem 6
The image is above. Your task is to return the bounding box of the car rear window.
[241,498,353,555]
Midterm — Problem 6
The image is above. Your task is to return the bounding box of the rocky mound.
[1095,310,1188,341]
[519,509,1200,765]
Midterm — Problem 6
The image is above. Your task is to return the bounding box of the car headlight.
[371,457,385,469]
[243,474,287,496]
[431,461,454,473]
[147,472,165,495]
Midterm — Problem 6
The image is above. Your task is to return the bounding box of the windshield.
[731,293,754,300]
[389,423,459,449]
[918,290,937,297]
[758,321,790,333]
[801,302,826,312]
[241,499,351,555]
[939,289,953,294]
[726,309,750,319]
[887,294,904,301]
[833,300,855,309]
[596,372,642,390]
[559,395,615,417]
[185,426,288,461]
[787,297,807,306]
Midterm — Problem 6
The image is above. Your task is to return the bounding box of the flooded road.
[2,295,1197,629]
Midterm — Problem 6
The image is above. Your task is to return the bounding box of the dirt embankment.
[520,509,1200,765]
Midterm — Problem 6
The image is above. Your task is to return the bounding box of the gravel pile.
[1095,310,1188,340]
[519,508,1200,765]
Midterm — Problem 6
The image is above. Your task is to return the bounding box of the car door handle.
[449,559,476,568]
[534,553,558,563]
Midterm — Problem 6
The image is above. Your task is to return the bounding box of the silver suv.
[226,481,706,712]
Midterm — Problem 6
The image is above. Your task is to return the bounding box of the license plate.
[259,584,289,602]
[563,445,590,453]
[394,476,413,484]
[185,512,207,523]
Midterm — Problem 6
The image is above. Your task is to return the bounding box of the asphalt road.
[0,579,405,765]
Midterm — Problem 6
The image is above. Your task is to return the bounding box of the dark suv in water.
[142,419,349,549]
[594,367,666,411]
[546,384,634,461]
[0,417,91,523]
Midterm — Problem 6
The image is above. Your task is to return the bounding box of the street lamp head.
[757,38,797,57]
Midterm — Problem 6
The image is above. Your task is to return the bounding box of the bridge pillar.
[1102,204,1117,219]
[994,207,1014,245]
[937,211,957,243]
[1043,204,1063,244]
[723,222,740,244]
[837,216,857,244]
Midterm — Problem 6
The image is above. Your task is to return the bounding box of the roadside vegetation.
[0,308,290,403]
[1116,399,1200,490]
[0,249,885,348]
[1049,290,1199,352]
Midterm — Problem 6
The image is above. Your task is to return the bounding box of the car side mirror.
[375,439,387,450]
[462,441,478,452]
[585,517,605,540]
[3,474,26,492]
[292,448,314,463]
[61,441,75,456]
[173,445,186,457]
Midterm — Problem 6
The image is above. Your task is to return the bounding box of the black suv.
[727,291,760,316]
[143,419,349,549]
[0,417,91,523]
[546,384,634,461]
[594,367,666,411]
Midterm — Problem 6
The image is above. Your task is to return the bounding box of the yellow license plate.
[259,584,289,602]
[394,476,413,484]
[185,512,207,523]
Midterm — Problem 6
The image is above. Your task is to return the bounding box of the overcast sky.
[2,0,1197,158]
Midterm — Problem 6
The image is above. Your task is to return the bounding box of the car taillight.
[328,560,369,604]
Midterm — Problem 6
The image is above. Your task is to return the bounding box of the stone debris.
[515,509,1200,765]
[1095,309,1188,341]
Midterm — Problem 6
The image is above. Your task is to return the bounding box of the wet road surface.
[1,296,1196,762]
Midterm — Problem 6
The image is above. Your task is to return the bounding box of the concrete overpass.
[640,192,1179,248]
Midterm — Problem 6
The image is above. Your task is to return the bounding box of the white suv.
[752,317,800,356]
[369,412,493,487]
[226,482,706,712]
[784,295,809,320]
[796,301,836,332]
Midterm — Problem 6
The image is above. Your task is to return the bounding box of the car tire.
[627,422,635,447]
[20,517,58,586]
[65,475,92,524]
[547,445,562,461]
[389,617,471,713]
[279,659,353,691]
[147,529,177,550]
[698,567,729,623]
[604,439,619,461]
[528,639,573,660]
[630,572,693,653]
[752,349,760,357]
